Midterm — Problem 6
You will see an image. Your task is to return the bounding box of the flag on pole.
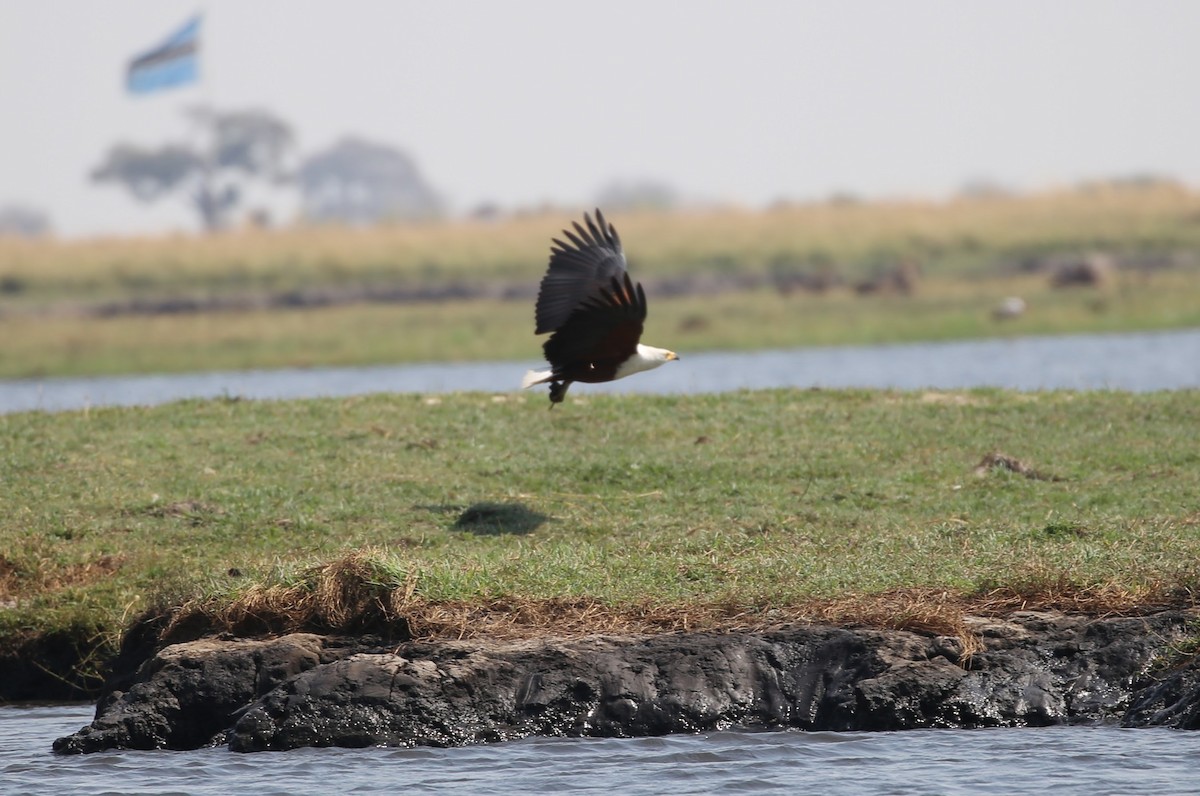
[127,15,201,94]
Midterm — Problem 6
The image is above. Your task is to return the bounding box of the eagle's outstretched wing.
[534,209,628,335]
[542,272,647,368]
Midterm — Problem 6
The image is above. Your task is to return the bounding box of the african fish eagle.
[522,209,678,405]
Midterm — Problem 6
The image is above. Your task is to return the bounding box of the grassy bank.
[2,389,1198,690]
[3,185,1200,379]
[5,269,1200,380]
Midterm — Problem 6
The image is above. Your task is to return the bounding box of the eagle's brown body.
[523,210,677,404]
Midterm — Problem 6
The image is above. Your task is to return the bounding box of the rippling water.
[2,329,1198,414]
[5,705,1199,795]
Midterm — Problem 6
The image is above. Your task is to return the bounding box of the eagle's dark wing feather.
[543,273,646,368]
[534,209,627,335]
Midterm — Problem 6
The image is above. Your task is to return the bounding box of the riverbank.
[53,608,1200,753]
[3,389,1199,703]
[5,187,1200,379]
[6,270,1200,380]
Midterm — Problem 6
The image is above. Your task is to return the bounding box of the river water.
[3,705,1198,795]
[2,329,1198,414]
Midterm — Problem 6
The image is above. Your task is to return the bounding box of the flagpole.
[189,6,214,233]
[122,11,210,232]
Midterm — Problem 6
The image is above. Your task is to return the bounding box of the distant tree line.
[296,136,442,224]
[0,204,52,238]
[91,107,443,232]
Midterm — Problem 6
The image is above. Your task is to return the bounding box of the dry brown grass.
[0,553,124,601]
[153,552,1199,664]
[5,183,1200,298]
[972,451,1064,482]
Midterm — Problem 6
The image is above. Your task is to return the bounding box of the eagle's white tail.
[521,368,553,389]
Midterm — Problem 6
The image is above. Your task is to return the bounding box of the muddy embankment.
[52,609,1200,754]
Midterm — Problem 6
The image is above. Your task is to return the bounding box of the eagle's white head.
[615,344,679,379]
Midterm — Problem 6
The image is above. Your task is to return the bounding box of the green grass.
[3,389,1199,683]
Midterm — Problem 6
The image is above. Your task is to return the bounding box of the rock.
[54,610,1200,754]
[53,634,330,753]
[228,629,879,751]
[853,261,921,296]
[1050,254,1115,288]
[1124,654,1200,729]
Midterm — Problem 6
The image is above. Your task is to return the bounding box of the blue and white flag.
[127,15,201,94]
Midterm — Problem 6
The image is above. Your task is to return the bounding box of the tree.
[91,107,294,232]
[296,137,443,224]
[594,179,679,212]
[0,204,52,238]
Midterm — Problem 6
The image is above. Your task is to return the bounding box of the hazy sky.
[3,0,1199,238]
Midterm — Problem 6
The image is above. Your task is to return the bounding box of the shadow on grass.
[451,501,550,536]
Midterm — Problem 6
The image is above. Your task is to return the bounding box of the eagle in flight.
[522,209,678,405]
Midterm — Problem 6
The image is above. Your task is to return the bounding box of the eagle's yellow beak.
[667,351,680,361]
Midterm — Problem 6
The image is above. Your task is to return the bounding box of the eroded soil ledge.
[54,609,1200,754]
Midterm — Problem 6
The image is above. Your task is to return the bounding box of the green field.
[3,390,1198,689]
[3,271,1200,379]
[3,184,1200,379]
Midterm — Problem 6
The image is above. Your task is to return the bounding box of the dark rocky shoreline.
[52,609,1200,754]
